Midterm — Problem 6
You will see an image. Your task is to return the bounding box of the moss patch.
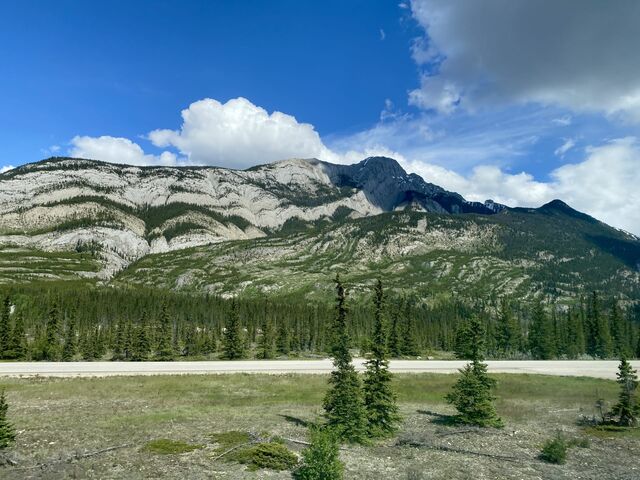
[229,442,299,471]
[143,439,202,455]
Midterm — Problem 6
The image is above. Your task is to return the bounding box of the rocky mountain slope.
[0,156,638,302]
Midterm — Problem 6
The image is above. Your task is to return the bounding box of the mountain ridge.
[0,155,638,302]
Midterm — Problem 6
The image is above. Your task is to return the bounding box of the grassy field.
[0,373,638,479]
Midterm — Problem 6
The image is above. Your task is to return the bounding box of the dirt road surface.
[0,359,637,379]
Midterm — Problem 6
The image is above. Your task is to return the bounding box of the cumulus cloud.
[64,97,640,234]
[0,165,15,174]
[69,135,179,166]
[148,97,336,169]
[409,0,640,121]
[401,138,640,235]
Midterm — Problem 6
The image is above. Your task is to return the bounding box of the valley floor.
[0,359,638,379]
[0,373,638,479]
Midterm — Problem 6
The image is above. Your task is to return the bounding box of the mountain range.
[0,156,638,302]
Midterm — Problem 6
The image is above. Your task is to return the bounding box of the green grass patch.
[143,438,203,454]
[210,430,251,453]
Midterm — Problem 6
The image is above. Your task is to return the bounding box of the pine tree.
[257,317,275,359]
[323,274,367,443]
[222,301,245,360]
[0,389,16,449]
[446,316,502,427]
[293,426,344,480]
[0,297,10,359]
[363,280,400,438]
[276,322,291,356]
[610,357,639,427]
[61,316,77,361]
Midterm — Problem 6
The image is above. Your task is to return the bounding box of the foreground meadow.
[0,373,637,479]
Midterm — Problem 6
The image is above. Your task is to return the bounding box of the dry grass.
[0,373,636,479]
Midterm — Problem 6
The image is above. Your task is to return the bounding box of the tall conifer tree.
[222,301,245,359]
[363,280,400,437]
[323,274,367,443]
[446,316,502,427]
[611,357,639,427]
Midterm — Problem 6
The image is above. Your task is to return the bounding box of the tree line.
[0,283,638,361]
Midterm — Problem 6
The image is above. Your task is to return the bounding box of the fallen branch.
[401,441,520,462]
[9,443,134,471]
[209,442,253,462]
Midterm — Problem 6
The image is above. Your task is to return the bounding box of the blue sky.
[1,1,639,233]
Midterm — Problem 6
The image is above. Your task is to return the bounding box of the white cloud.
[63,97,640,234]
[399,137,640,235]
[552,116,572,127]
[148,97,336,169]
[70,135,179,166]
[0,165,14,174]
[554,138,575,158]
[409,0,640,121]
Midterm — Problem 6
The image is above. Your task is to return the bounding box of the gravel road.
[0,359,637,379]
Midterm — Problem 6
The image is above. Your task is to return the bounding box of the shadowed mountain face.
[320,156,497,214]
[0,156,638,302]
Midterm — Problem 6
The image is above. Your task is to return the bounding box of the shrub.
[0,390,16,450]
[539,434,568,464]
[231,442,298,471]
[144,439,202,454]
[294,427,344,480]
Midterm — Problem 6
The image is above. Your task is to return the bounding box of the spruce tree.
[44,302,61,361]
[111,321,125,360]
[528,302,555,359]
[293,426,344,480]
[131,314,151,361]
[222,301,245,360]
[0,389,16,449]
[610,301,628,357]
[276,322,291,356]
[387,308,402,358]
[453,321,473,359]
[495,299,521,357]
[400,298,420,357]
[154,302,175,361]
[587,291,613,358]
[7,311,26,360]
[363,280,400,437]
[0,297,10,359]
[257,317,275,359]
[61,316,77,361]
[323,274,367,443]
[446,316,502,427]
[610,357,639,427]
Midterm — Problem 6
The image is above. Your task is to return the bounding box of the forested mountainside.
[0,156,638,303]
[0,156,639,361]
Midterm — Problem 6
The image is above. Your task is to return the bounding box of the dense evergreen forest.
[0,282,638,361]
